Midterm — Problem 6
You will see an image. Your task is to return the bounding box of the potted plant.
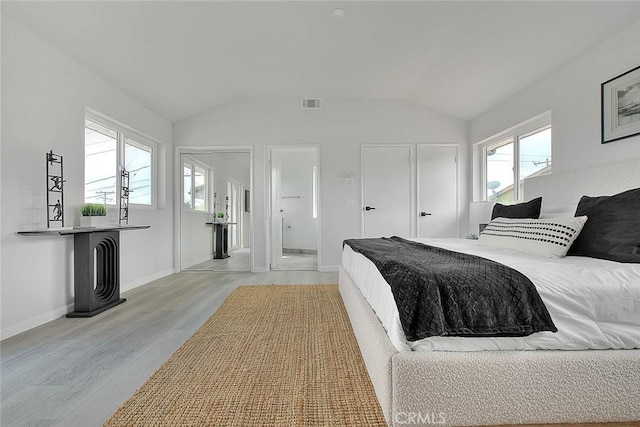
[80,203,108,227]
[216,212,225,223]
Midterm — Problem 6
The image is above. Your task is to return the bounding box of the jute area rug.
[105,284,386,426]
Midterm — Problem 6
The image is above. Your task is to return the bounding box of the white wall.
[470,21,640,202]
[180,210,212,268]
[276,150,318,252]
[1,18,174,339]
[173,98,468,270]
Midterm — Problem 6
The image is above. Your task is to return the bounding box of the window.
[183,165,193,209]
[84,121,118,205]
[84,115,155,206]
[183,160,211,212]
[482,116,551,203]
[193,166,206,210]
[124,138,152,205]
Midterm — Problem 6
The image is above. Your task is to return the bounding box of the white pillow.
[479,216,588,258]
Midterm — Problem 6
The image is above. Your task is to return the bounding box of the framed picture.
[602,65,640,144]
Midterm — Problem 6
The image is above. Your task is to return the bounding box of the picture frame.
[601,65,640,144]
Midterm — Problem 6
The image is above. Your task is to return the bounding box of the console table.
[205,222,236,259]
[17,225,150,317]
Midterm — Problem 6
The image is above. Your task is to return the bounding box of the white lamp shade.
[469,202,495,224]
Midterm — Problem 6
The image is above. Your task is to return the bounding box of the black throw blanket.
[344,236,557,341]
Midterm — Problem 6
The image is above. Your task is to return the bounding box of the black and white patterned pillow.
[479,216,587,258]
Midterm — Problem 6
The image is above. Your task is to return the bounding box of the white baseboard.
[121,268,175,293]
[1,302,74,341]
[180,255,213,271]
[318,265,340,272]
[251,267,269,273]
[1,268,175,341]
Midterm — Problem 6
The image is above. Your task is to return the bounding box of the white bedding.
[342,238,640,352]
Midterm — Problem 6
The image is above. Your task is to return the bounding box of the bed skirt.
[339,266,640,426]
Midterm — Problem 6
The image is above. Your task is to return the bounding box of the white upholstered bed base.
[339,266,640,426]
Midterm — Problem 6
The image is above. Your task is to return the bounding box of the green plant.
[216,212,225,218]
[81,203,107,217]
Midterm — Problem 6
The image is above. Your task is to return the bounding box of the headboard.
[524,157,640,214]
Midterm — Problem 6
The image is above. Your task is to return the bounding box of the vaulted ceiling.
[3,1,639,122]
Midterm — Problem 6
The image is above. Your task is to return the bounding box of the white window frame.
[182,155,212,213]
[478,112,552,202]
[84,110,157,208]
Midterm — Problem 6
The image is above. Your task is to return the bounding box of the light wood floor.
[0,270,338,427]
[4,271,637,427]
[273,253,318,271]
[185,249,318,272]
[185,247,252,271]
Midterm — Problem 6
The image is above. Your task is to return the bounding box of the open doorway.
[179,149,252,272]
[267,146,319,271]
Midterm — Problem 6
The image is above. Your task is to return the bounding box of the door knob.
[420,212,432,216]
[364,206,376,211]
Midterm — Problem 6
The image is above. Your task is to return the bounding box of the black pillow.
[491,197,542,220]
[568,188,640,263]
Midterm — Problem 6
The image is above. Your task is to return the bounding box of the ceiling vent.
[301,98,321,110]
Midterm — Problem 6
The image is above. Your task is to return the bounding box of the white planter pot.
[80,216,109,227]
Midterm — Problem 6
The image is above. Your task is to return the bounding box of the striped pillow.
[479,216,588,258]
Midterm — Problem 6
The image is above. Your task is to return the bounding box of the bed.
[339,158,640,426]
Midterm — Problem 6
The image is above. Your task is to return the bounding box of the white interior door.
[417,144,458,238]
[362,145,412,238]
[270,156,283,268]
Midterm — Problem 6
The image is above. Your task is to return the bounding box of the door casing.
[361,143,460,239]
[174,145,254,272]
[265,145,321,270]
